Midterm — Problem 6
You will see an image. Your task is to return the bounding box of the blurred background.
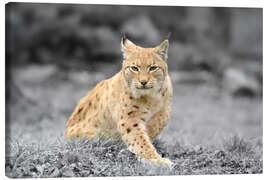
[6,3,262,147]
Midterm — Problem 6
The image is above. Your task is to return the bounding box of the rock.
[121,15,161,46]
[223,68,260,97]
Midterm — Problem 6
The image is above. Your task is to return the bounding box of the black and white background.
[5,2,262,178]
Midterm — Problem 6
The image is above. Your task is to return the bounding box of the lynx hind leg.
[147,110,170,142]
[65,100,99,140]
[65,120,98,140]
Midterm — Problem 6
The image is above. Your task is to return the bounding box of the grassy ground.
[5,64,262,177]
[5,136,262,178]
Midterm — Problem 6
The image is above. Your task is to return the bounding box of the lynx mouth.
[136,86,152,90]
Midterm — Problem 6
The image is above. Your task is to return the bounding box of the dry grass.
[5,136,262,178]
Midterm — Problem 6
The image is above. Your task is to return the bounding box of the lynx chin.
[65,35,173,166]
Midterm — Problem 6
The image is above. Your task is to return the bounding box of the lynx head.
[121,36,169,98]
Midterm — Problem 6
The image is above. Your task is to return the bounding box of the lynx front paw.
[141,157,173,167]
[151,157,173,167]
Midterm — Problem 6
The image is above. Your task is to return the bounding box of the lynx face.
[121,38,169,98]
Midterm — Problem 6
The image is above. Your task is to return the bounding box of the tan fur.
[65,37,173,166]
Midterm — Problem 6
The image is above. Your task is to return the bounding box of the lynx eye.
[130,66,139,72]
[149,66,158,71]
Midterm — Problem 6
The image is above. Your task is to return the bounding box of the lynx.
[65,36,173,166]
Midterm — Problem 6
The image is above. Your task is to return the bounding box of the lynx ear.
[155,40,169,61]
[121,34,135,59]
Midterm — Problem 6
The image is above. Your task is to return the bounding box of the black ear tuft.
[165,32,171,40]
[121,33,136,60]
[121,32,127,43]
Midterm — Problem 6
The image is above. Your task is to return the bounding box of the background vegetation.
[5,3,262,177]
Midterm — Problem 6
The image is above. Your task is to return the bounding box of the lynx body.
[65,36,173,166]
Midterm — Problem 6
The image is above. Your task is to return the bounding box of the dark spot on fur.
[141,118,145,122]
[128,111,135,115]
[121,116,123,119]
[162,88,167,96]
[89,101,92,106]
[125,104,127,107]
[133,105,139,109]
[133,123,138,127]
[121,123,125,126]
[127,128,131,133]
[141,146,143,148]
[140,136,143,139]
[96,94,100,101]
[134,138,136,141]
[129,96,133,100]
[94,124,98,128]
[132,144,134,146]
[78,118,81,121]
[143,112,148,114]
[78,108,83,113]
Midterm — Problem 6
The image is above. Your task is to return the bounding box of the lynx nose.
[140,81,147,86]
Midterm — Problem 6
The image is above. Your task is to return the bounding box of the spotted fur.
[65,37,173,166]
